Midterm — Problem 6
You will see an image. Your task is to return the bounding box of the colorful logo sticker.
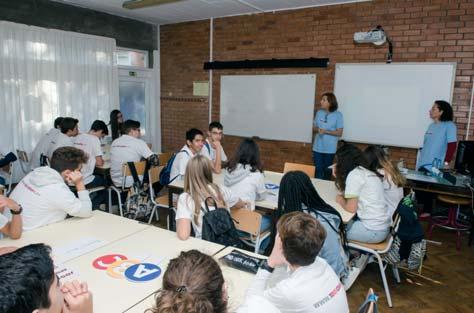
[124,263,162,283]
[106,259,139,279]
[92,254,128,270]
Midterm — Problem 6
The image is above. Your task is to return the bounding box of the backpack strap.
[201,196,217,214]
[168,150,190,184]
[204,141,211,154]
[127,162,141,187]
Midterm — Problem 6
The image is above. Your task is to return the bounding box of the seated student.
[74,120,109,208]
[244,211,349,313]
[364,145,405,216]
[334,144,391,244]
[176,155,246,240]
[31,116,63,169]
[47,117,79,159]
[170,128,205,181]
[0,243,93,313]
[10,147,92,231]
[275,171,361,289]
[109,109,123,141]
[150,249,280,313]
[201,121,228,173]
[110,119,153,188]
[0,195,22,239]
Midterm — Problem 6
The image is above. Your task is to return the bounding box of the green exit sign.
[129,71,136,77]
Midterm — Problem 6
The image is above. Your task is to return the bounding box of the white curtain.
[0,21,118,181]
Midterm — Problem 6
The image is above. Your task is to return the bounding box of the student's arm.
[255,174,267,201]
[95,156,104,167]
[59,172,92,218]
[0,197,22,239]
[94,139,104,167]
[222,186,247,209]
[176,194,192,240]
[337,168,362,214]
[336,195,358,214]
[213,141,223,174]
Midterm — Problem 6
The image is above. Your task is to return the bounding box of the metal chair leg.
[375,253,393,307]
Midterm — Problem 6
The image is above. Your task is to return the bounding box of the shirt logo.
[313,282,343,309]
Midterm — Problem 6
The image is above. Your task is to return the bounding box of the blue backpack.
[159,150,189,185]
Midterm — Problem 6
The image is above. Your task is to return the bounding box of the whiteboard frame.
[334,62,457,148]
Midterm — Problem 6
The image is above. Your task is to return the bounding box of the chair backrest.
[159,152,173,166]
[149,166,164,185]
[283,162,315,178]
[122,160,147,177]
[231,208,262,236]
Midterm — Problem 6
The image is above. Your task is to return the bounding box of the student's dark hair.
[54,117,64,129]
[121,120,141,135]
[90,120,109,135]
[363,145,406,188]
[50,146,88,173]
[149,250,227,313]
[277,211,326,266]
[60,117,79,134]
[0,244,55,313]
[227,138,263,173]
[274,171,347,248]
[322,92,338,112]
[434,100,453,121]
[334,143,380,191]
[209,121,223,131]
[186,128,204,142]
[110,109,123,140]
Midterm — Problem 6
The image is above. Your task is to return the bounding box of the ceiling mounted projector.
[353,30,387,45]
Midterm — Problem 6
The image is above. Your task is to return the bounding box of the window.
[116,48,148,68]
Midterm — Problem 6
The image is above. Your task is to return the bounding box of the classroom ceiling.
[53,0,370,25]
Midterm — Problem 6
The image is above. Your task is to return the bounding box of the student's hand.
[268,234,287,268]
[61,281,93,313]
[213,140,221,150]
[0,196,20,212]
[336,194,345,206]
[65,171,84,185]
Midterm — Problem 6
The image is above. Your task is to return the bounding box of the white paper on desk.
[54,264,81,282]
[265,191,279,204]
[53,237,107,264]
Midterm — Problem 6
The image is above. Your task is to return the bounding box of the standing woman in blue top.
[312,92,344,180]
[417,100,457,215]
[419,100,457,170]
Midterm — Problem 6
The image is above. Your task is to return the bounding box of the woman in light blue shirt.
[313,92,344,180]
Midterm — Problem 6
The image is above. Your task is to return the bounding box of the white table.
[169,171,354,223]
[65,226,225,313]
[125,246,264,313]
[0,211,150,262]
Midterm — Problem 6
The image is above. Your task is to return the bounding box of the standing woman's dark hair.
[149,250,227,313]
[434,100,453,122]
[277,171,346,246]
[109,109,123,140]
[334,144,380,191]
[321,92,339,112]
[227,138,263,173]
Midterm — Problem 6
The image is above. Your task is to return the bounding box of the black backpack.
[200,197,244,248]
[159,150,189,185]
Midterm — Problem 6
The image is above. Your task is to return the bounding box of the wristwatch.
[259,259,274,273]
[10,205,22,215]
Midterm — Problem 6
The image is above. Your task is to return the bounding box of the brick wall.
[160,0,474,172]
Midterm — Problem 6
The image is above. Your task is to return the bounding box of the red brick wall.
[160,0,474,172]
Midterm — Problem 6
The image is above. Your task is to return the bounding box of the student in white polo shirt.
[10,147,92,231]
[110,120,153,188]
[30,117,63,169]
[170,128,205,181]
[0,195,22,240]
[74,120,109,209]
[47,117,79,159]
[244,211,349,313]
[200,121,227,173]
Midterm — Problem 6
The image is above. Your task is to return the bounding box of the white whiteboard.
[334,63,456,148]
[220,74,316,143]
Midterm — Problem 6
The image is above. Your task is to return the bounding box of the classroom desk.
[0,211,149,263]
[403,169,472,198]
[65,226,225,313]
[168,171,354,223]
[125,246,266,313]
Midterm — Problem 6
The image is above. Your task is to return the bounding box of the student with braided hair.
[268,171,358,289]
